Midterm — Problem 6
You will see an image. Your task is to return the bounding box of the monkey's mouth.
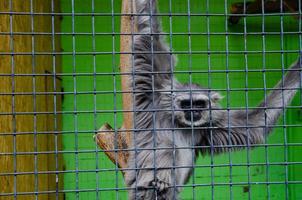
[178,116,207,127]
[174,110,208,127]
[182,120,206,127]
[184,111,202,122]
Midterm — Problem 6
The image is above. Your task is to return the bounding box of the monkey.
[124,0,302,199]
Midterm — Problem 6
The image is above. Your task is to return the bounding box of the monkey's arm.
[206,55,301,153]
[134,0,175,97]
[132,0,176,132]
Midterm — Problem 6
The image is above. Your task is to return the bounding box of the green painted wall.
[61,0,302,199]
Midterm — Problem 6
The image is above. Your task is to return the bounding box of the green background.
[61,0,302,199]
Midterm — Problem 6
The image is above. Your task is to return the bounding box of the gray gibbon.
[125,0,302,199]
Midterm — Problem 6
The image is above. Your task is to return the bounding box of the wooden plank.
[0,1,63,199]
[95,0,137,170]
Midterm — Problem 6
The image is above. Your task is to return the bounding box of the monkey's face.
[173,91,222,127]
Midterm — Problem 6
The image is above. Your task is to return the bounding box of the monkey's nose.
[185,111,201,122]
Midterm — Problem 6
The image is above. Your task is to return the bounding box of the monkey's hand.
[130,170,177,200]
[151,178,171,194]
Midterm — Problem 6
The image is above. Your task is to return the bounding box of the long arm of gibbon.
[206,55,302,153]
[134,0,175,95]
[133,0,176,132]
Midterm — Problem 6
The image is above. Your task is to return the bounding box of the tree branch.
[94,0,136,172]
[229,0,301,24]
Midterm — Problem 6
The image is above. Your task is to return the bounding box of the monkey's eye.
[180,100,191,109]
[194,100,206,108]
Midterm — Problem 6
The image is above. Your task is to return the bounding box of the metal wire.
[1,0,302,200]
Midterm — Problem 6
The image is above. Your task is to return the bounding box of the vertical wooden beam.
[0,0,63,199]
[120,0,136,148]
[95,0,136,170]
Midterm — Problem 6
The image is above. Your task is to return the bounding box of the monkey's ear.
[210,92,223,103]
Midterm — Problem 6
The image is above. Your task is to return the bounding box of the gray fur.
[125,0,302,199]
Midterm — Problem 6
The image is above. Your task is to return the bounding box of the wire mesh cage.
[0,0,302,200]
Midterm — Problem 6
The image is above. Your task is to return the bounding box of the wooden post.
[0,1,63,199]
[94,0,136,171]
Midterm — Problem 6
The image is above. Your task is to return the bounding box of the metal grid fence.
[0,0,302,200]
